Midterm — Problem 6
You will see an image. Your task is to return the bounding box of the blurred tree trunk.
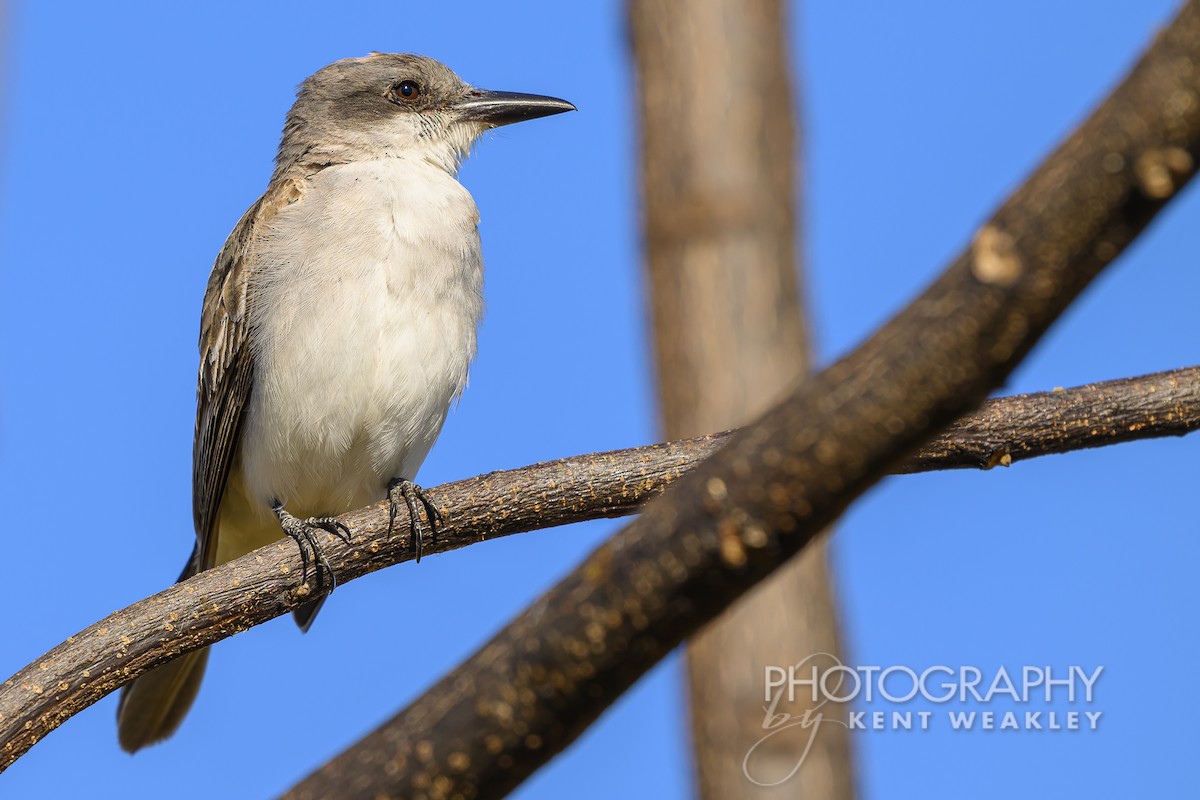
[629,1,855,798]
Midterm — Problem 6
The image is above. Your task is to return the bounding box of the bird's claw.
[272,502,352,589]
[387,478,442,562]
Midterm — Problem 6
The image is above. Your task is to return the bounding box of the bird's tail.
[116,543,210,753]
[293,595,327,632]
[116,647,211,753]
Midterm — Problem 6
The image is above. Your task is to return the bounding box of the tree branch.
[280,0,1200,795]
[900,365,1200,472]
[1,364,1196,773]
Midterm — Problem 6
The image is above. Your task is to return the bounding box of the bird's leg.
[387,478,443,563]
[272,501,352,588]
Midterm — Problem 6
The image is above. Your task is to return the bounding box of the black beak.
[453,89,576,127]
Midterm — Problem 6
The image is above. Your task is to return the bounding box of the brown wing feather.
[193,177,305,572]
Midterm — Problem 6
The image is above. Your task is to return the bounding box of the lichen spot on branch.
[1134,147,1194,199]
[971,225,1023,287]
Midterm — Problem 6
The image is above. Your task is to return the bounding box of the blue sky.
[1,1,1197,798]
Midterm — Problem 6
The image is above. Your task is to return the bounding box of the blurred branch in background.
[628,0,854,796]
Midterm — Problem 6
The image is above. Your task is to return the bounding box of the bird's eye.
[395,80,421,101]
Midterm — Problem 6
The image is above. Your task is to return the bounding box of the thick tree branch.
[1,365,1196,773]
[281,2,1200,796]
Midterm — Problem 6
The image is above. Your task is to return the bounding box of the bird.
[115,53,574,753]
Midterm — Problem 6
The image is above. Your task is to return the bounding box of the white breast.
[238,158,483,518]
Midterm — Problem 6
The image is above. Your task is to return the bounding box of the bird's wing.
[193,177,305,571]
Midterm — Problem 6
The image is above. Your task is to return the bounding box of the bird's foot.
[272,502,352,588]
[387,478,443,563]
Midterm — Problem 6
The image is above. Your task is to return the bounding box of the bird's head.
[274,53,575,177]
